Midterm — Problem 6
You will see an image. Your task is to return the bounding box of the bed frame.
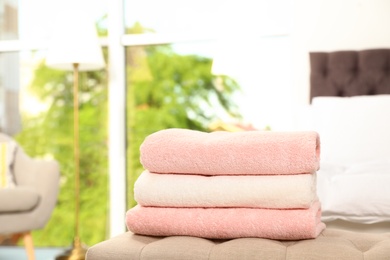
[310,49,390,101]
[310,49,390,233]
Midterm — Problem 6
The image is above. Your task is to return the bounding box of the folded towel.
[126,202,326,240]
[140,129,320,175]
[135,170,318,209]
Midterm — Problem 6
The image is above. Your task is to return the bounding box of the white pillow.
[317,160,390,224]
[316,162,345,214]
[311,95,390,165]
[0,141,17,188]
[319,173,390,224]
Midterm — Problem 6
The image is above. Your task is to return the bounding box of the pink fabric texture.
[140,128,320,175]
[126,202,326,240]
[127,128,326,240]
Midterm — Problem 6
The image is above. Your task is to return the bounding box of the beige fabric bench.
[86,228,390,259]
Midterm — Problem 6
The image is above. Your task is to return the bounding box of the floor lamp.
[46,9,105,260]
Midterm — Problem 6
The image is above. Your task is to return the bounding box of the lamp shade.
[46,9,105,71]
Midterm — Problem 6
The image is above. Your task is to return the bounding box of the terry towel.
[140,128,320,175]
[135,170,318,209]
[126,201,326,240]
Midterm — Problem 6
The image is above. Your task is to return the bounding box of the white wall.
[291,0,390,112]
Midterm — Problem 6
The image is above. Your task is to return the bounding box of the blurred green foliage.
[126,44,241,207]
[15,62,108,246]
[15,33,240,247]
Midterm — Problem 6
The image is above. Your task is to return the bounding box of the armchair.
[0,133,60,260]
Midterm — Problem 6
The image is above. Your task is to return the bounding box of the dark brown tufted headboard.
[309,49,390,101]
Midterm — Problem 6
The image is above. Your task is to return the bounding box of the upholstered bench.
[86,228,390,259]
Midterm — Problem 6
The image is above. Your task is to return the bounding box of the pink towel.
[135,170,318,209]
[126,202,326,240]
[140,128,320,175]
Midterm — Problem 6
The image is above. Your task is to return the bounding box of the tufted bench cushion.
[86,228,390,260]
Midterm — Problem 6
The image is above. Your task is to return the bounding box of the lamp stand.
[56,63,87,260]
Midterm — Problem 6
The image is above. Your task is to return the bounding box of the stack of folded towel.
[126,128,326,240]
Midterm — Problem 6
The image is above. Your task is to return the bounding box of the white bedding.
[317,161,390,224]
[304,95,390,225]
[311,95,390,165]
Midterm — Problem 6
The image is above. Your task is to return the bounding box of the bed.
[309,49,390,233]
[86,49,390,259]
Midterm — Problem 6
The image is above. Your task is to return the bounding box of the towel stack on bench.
[126,128,326,240]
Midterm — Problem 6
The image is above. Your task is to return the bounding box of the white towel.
[135,170,318,209]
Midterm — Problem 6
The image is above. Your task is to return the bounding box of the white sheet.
[317,160,390,224]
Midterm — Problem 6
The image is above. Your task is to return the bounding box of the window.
[1,0,293,245]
